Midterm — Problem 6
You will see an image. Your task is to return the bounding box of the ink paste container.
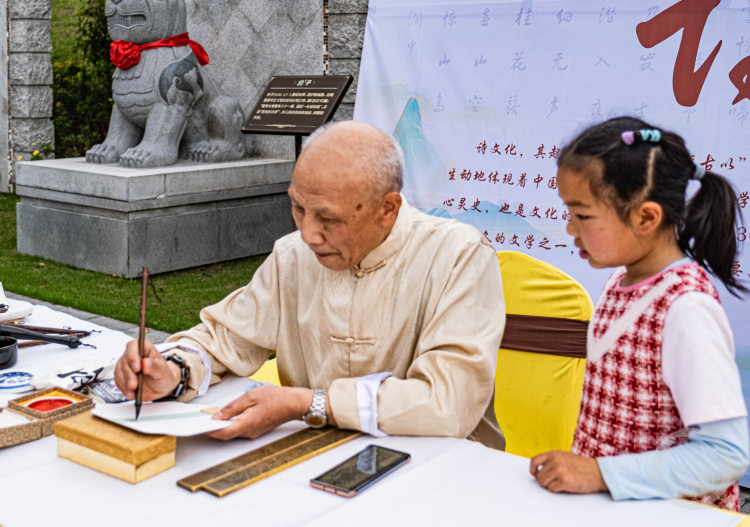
[1,387,93,447]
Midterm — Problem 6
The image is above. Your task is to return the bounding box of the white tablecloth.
[0,305,132,406]
[0,306,745,527]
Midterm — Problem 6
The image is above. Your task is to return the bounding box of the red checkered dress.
[571,262,739,511]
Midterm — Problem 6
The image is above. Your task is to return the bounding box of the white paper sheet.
[92,400,232,436]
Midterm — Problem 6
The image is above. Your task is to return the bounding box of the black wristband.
[164,354,189,399]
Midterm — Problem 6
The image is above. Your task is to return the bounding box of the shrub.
[53,0,115,158]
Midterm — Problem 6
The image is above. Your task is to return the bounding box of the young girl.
[529,117,749,510]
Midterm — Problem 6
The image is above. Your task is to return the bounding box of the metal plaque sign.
[242,75,353,135]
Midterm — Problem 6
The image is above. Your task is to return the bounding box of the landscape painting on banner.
[354,0,750,483]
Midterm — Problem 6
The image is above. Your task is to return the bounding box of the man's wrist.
[303,389,328,428]
[162,343,211,397]
[164,356,186,398]
[294,387,337,427]
[298,388,314,419]
[324,393,336,427]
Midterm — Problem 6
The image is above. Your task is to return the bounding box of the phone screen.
[310,444,410,497]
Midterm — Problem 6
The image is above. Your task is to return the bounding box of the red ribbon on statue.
[109,32,209,70]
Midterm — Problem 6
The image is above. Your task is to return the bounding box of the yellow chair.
[495,250,593,458]
[250,356,281,385]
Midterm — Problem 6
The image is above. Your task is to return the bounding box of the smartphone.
[310,444,411,497]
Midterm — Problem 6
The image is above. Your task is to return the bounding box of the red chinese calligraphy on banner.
[637,0,750,106]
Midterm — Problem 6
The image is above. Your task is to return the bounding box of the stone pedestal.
[15,158,295,277]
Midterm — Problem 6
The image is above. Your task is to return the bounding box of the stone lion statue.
[86,0,247,168]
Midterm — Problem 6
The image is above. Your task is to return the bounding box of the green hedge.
[53,0,114,158]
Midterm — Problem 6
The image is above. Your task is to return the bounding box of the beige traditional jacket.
[168,199,506,447]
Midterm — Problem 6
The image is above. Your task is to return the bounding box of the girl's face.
[557,168,643,269]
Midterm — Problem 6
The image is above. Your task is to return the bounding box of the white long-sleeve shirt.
[597,265,748,500]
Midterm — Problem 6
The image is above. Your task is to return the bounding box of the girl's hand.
[529,450,608,494]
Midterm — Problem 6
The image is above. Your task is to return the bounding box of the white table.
[0,306,746,527]
[0,305,132,406]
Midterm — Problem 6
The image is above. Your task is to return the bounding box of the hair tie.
[692,164,706,180]
[639,128,662,143]
[621,131,635,145]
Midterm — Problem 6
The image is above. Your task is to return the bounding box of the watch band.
[304,389,327,428]
[164,354,189,399]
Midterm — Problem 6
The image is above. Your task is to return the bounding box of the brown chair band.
[500,314,588,359]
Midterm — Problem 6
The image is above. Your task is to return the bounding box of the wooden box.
[54,411,176,483]
[1,387,93,447]
[9,387,93,436]
[0,409,42,447]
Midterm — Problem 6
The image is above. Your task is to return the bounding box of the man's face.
[288,157,391,271]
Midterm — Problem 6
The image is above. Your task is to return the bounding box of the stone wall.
[0,3,8,192]
[6,0,54,192]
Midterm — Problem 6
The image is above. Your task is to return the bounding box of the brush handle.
[135,266,149,421]
[0,323,80,348]
[4,323,90,337]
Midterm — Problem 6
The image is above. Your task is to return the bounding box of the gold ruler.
[178,427,361,497]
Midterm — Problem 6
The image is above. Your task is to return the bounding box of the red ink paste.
[28,398,73,412]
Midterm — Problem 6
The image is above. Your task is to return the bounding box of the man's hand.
[114,339,180,401]
[206,385,318,440]
[529,450,608,494]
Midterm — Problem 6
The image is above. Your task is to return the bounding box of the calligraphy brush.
[0,324,81,348]
[135,266,149,421]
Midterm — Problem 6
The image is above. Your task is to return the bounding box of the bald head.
[287,121,403,270]
[299,121,403,203]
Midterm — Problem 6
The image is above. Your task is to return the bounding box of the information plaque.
[242,75,353,136]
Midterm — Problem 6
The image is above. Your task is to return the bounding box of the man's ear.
[633,200,663,235]
[380,192,402,226]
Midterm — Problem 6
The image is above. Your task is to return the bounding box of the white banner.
[354,0,750,482]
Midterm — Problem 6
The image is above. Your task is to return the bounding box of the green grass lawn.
[2,193,266,333]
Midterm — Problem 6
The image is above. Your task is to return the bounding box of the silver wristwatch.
[303,389,327,428]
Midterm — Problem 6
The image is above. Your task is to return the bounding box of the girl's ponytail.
[679,170,747,295]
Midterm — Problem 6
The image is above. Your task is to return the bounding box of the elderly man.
[115,121,506,447]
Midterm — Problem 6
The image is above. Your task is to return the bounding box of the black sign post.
[242,75,353,158]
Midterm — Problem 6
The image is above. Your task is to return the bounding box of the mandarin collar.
[353,196,412,274]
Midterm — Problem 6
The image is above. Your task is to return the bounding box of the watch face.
[306,414,326,428]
